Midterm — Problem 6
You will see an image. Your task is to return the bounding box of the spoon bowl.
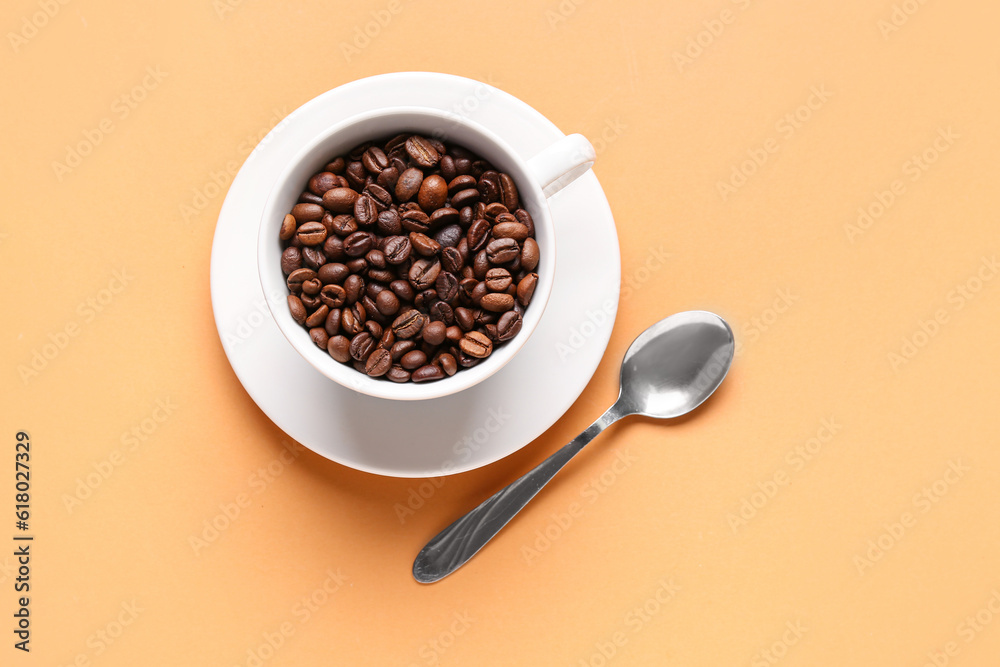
[618,311,734,419]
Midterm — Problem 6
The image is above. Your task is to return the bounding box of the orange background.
[3,0,1000,665]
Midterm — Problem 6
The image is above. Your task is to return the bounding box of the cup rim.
[257,105,557,401]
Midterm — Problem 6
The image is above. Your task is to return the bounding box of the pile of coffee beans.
[279,134,540,383]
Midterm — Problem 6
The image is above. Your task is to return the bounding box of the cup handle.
[525,134,595,199]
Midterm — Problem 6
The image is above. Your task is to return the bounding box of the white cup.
[259,106,595,400]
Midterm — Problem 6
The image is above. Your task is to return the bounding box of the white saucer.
[209,72,621,478]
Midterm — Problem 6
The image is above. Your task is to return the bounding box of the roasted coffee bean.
[349,142,372,161]
[345,160,367,189]
[287,268,317,293]
[365,183,393,211]
[474,308,497,326]
[459,330,493,358]
[305,304,329,327]
[433,223,462,248]
[292,203,324,223]
[498,173,519,210]
[448,175,477,194]
[478,171,501,202]
[439,155,457,182]
[492,222,529,241]
[296,221,327,246]
[497,311,522,342]
[480,290,515,313]
[350,332,376,361]
[325,157,346,174]
[308,172,338,196]
[434,272,459,303]
[309,327,329,349]
[486,237,519,264]
[429,207,460,228]
[379,328,395,350]
[382,235,412,264]
[366,248,386,270]
[349,301,367,325]
[409,232,440,257]
[517,273,538,307]
[459,206,475,226]
[429,300,454,325]
[484,268,512,291]
[325,308,342,336]
[484,202,508,220]
[353,194,378,226]
[301,293,321,310]
[395,167,424,202]
[329,214,357,237]
[376,290,400,316]
[365,348,392,376]
[467,218,491,252]
[412,289,436,311]
[344,231,375,257]
[521,238,539,271]
[473,249,490,279]
[390,279,415,302]
[345,257,367,274]
[400,209,431,233]
[392,309,425,339]
[377,166,399,191]
[364,318,382,339]
[281,247,302,275]
[362,146,388,174]
[418,175,448,212]
[328,335,351,362]
[405,135,440,168]
[514,208,535,235]
[450,188,480,209]
[422,320,447,346]
[377,209,402,235]
[320,284,347,308]
[343,274,364,305]
[455,307,474,331]
[441,246,464,273]
[445,325,463,344]
[391,340,416,362]
[279,214,297,240]
[411,364,446,382]
[288,295,306,325]
[438,353,458,376]
[386,365,411,382]
[400,350,427,370]
[368,268,395,284]
[323,235,346,261]
[408,258,441,290]
[302,247,326,271]
[322,187,358,213]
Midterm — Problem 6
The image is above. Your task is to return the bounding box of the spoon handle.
[413,405,623,583]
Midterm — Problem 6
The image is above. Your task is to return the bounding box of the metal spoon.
[413,310,735,583]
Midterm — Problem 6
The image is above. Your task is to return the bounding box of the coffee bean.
[279,214,297,241]
[414,289,437,310]
[400,209,431,233]
[392,309,425,339]
[411,364,446,382]
[322,187,358,213]
[365,348,391,376]
[492,222,529,241]
[497,310,522,341]
[433,223,462,248]
[309,327,329,349]
[344,230,375,257]
[386,365,411,382]
[429,300,454,325]
[390,280,415,303]
[395,167,424,202]
[302,247,326,271]
[325,308,342,336]
[317,282,346,308]
[409,232,440,257]
[478,171,501,203]
[305,304,329,328]
[401,349,427,370]
[429,207,460,228]
[323,235,346,261]
[391,340,416,362]
[345,257,367,274]
[376,290,400,316]
[345,161,367,189]
[408,258,441,290]
[296,221,328,246]
[422,320,447,346]
[376,209,402,236]
[521,238,539,271]
[291,203,323,224]
[473,249,490,279]
[353,194,378,226]
[486,237,519,264]
[438,353,458,376]
[455,307,474,331]
[365,183,393,211]
[365,318,382,339]
[418,175,448,212]
[281,247,302,275]
[381,235,412,264]
[484,268,512,291]
[362,146,388,174]
[448,175,477,194]
[459,330,493,358]
[328,214,357,237]
[288,295,306,325]
[499,173,519,210]
[301,293,321,310]
[308,172,338,195]
[483,202,508,220]
[439,155,457,182]
[405,135,440,168]
[441,246,464,273]
[517,273,538,307]
[328,335,351,362]
[467,218,491,252]
[377,166,399,191]
[349,331,375,362]
[287,268,317,293]
[343,274,364,305]
[480,292,514,312]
